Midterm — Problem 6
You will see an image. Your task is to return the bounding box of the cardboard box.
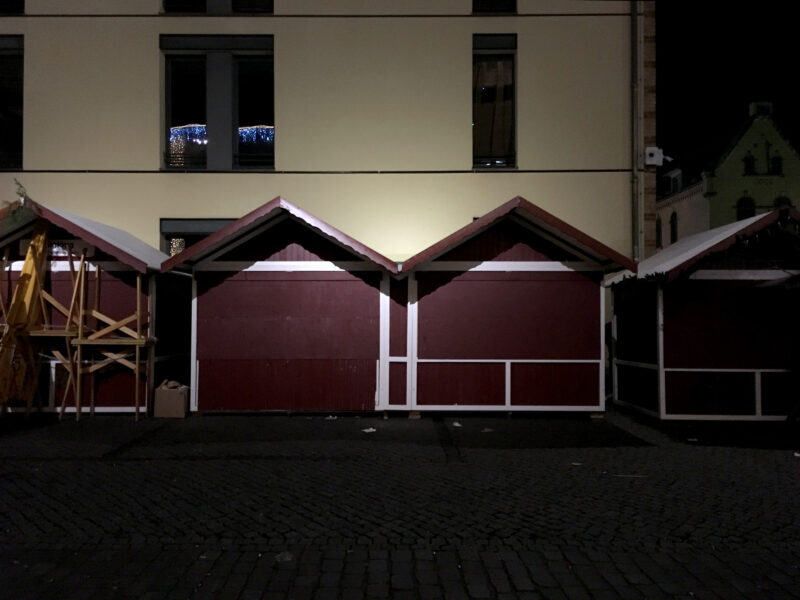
[154,382,189,418]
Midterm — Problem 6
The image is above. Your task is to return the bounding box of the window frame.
[472,33,517,170]
[161,35,274,172]
[0,35,23,171]
[162,0,273,14]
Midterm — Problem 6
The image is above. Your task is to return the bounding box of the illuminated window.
[162,36,274,170]
[473,0,516,14]
[0,36,22,170]
[163,0,273,13]
[473,34,516,169]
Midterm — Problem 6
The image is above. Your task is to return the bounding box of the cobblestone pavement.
[1,410,799,599]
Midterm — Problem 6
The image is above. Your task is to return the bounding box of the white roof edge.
[636,212,773,278]
[44,204,168,271]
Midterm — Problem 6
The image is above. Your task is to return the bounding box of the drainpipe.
[630,0,640,262]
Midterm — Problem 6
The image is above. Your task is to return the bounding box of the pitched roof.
[400,196,636,273]
[161,196,398,273]
[629,208,800,280]
[0,197,167,273]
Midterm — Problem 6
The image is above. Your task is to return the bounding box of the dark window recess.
[742,151,756,175]
[164,0,206,12]
[774,196,792,208]
[232,0,273,12]
[770,154,783,175]
[165,56,207,169]
[0,0,24,14]
[160,218,234,254]
[164,0,273,13]
[473,34,516,168]
[0,38,23,170]
[669,212,678,244]
[736,196,755,221]
[655,218,663,248]
[473,0,516,14]
[235,56,274,167]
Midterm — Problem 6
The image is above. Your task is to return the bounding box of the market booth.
[612,208,800,420]
[393,197,634,411]
[161,197,397,412]
[0,197,167,419]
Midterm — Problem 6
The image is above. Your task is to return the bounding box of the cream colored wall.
[2,3,636,260]
[27,1,160,14]
[14,14,630,171]
[1,171,631,260]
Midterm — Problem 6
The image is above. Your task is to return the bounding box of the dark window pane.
[669,212,678,243]
[736,197,755,220]
[232,0,273,13]
[0,51,23,169]
[163,0,206,13]
[473,53,515,168]
[473,0,516,14]
[235,56,274,168]
[0,0,23,14]
[166,56,207,168]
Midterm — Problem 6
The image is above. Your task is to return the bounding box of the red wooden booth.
[164,197,632,413]
[161,197,397,412]
[0,197,167,419]
[612,209,800,420]
[393,197,634,411]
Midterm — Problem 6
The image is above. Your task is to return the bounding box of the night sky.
[656,4,798,183]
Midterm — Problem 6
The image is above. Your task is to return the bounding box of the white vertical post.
[407,273,418,408]
[190,276,198,412]
[378,272,390,409]
[505,361,511,406]
[599,285,606,410]
[754,371,762,417]
[657,284,666,419]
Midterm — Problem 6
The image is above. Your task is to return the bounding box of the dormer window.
[736,196,755,220]
[742,151,756,175]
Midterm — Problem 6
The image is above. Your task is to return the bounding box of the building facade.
[1,0,656,263]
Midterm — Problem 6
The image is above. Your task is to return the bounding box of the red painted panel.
[664,282,792,369]
[198,359,375,411]
[389,362,407,405]
[47,271,148,328]
[510,363,598,406]
[761,372,800,416]
[665,371,755,415]
[54,368,141,408]
[435,219,575,262]
[615,364,659,413]
[416,363,504,406]
[417,271,600,360]
[197,273,380,360]
[197,270,380,411]
[389,277,407,356]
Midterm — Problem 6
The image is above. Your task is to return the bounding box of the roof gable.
[401,197,636,273]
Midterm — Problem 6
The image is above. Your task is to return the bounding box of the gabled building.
[657,103,800,248]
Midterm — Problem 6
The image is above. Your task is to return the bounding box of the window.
[160,218,234,254]
[0,1,23,14]
[769,154,784,175]
[163,0,273,14]
[473,34,516,168]
[162,35,274,170]
[0,36,23,170]
[736,196,755,220]
[774,196,792,209]
[655,218,663,248]
[742,151,756,175]
[473,0,516,14]
[669,212,678,244]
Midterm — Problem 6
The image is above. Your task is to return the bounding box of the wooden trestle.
[0,222,151,420]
